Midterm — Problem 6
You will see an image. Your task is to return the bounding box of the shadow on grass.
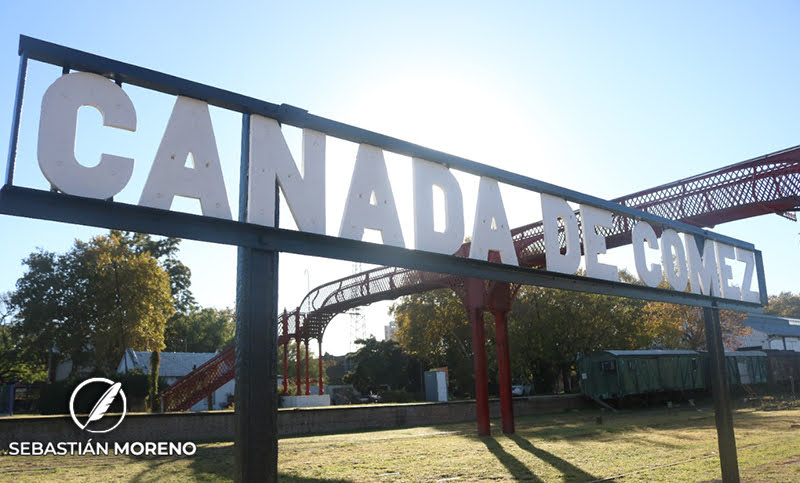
[508,433,597,482]
[482,437,545,482]
[126,443,351,482]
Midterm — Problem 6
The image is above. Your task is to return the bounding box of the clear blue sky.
[1,2,799,355]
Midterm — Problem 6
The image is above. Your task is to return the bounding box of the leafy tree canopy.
[389,270,751,394]
[5,231,176,377]
[390,289,476,397]
[765,292,800,319]
[343,337,415,394]
[639,302,749,350]
[165,307,234,353]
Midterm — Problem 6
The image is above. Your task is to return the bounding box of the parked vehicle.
[511,383,531,397]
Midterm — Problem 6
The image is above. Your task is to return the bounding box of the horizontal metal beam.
[0,185,764,313]
[15,35,756,251]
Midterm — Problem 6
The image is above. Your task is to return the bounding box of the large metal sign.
[2,36,761,482]
[2,36,767,312]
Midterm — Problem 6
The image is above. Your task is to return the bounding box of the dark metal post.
[704,302,740,483]
[5,53,28,186]
[234,113,278,482]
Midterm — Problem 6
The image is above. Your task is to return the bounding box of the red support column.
[494,310,514,434]
[465,278,490,437]
[318,339,324,395]
[282,312,288,395]
[304,338,311,395]
[295,339,302,395]
[490,282,515,435]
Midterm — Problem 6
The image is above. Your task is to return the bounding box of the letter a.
[139,96,232,219]
[469,178,518,265]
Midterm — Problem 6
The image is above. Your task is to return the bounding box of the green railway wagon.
[578,350,705,400]
[725,351,768,386]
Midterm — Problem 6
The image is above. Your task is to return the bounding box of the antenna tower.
[349,262,367,352]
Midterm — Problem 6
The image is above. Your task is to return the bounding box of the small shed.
[579,350,705,400]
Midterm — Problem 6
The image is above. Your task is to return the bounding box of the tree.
[112,230,196,314]
[508,285,647,393]
[765,292,800,318]
[1,292,48,383]
[390,272,652,395]
[6,232,175,376]
[147,350,160,412]
[164,307,235,352]
[390,289,477,397]
[639,301,750,350]
[343,337,416,394]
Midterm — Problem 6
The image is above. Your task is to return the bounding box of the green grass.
[2,406,800,482]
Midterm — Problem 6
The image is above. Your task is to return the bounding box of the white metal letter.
[736,248,760,303]
[685,234,720,296]
[139,97,232,219]
[412,158,464,254]
[661,229,689,290]
[716,242,741,300]
[38,72,136,199]
[579,204,618,281]
[541,194,580,274]
[469,177,518,265]
[338,144,405,247]
[632,221,663,287]
[248,115,325,233]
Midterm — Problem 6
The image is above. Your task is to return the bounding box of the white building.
[384,321,398,341]
[740,314,800,351]
[117,349,235,411]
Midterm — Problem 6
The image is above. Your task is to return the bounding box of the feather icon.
[80,382,122,430]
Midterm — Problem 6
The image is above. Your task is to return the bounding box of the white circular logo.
[69,377,127,434]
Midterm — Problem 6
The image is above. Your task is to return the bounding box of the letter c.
[38,72,136,199]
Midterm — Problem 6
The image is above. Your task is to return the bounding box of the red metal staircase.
[159,345,235,412]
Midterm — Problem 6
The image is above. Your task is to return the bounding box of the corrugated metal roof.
[725,351,767,357]
[118,349,218,377]
[605,350,699,356]
[744,314,800,337]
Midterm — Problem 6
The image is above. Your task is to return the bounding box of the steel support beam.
[704,303,740,483]
[0,185,765,314]
[234,247,278,482]
[233,112,278,482]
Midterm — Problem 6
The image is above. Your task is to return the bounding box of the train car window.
[599,360,617,373]
[627,360,637,370]
[691,358,698,371]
